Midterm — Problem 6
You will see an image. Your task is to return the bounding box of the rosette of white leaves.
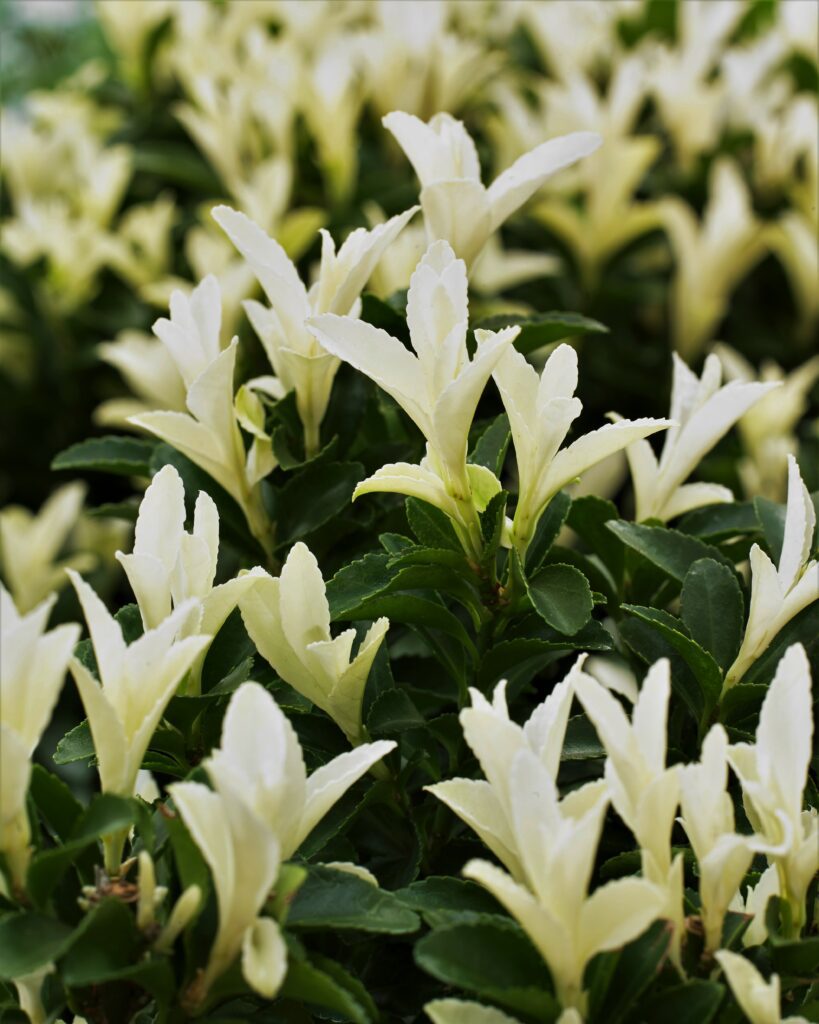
[573,661,685,961]
[428,675,663,1010]
[240,543,388,746]
[205,681,396,858]
[492,343,670,556]
[620,352,777,523]
[427,658,586,884]
[117,464,265,694]
[213,203,417,455]
[725,457,818,688]
[678,725,755,951]
[170,777,286,1003]
[66,572,210,805]
[463,752,663,1014]
[0,585,79,888]
[383,109,600,268]
[728,644,818,934]
[170,681,396,1003]
[130,276,273,555]
[309,240,519,560]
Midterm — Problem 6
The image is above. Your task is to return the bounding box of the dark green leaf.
[719,683,767,726]
[71,794,137,843]
[526,491,572,573]
[29,765,82,841]
[280,956,370,1024]
[379,532,414,554]
[298,778,383,861]
[526,563,594,635]
[607,521,734,582]
[619,616,705,722]
[0,914,73,978]
[755,495,787,562]
[274,461,365,547]
[406,498,462,551]
[335,593,477,657]
[479,490,508,560]
[567,495,624,583]
[165,813,210,902]
[680,559,744,670]
[133,143,222,193]
[60,899,140,986]
[587,920,671,1024]
[360,292,409,342]
[622,605,723,715]
[479,621,614,688]
[677,502,759,541]
[562,715,606,760]
[115,603,144,644]
[770,935,819,976]
[476,310,608,355]
[469,414,511,477]
[287,866,420,934]
[310,954,378,1024]
[51,435,156,477]
[396,877,502,928]
[366,689,425,737]
[327,552,393,619]
[628,980,724,1024]
[388,546,474,574]
[415,918,558,1018]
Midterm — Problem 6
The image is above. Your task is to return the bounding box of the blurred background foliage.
[0,0,816,556]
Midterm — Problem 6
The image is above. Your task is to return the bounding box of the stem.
[303,416,320,460]
[445,468,485,563]
[103,828,129,877]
